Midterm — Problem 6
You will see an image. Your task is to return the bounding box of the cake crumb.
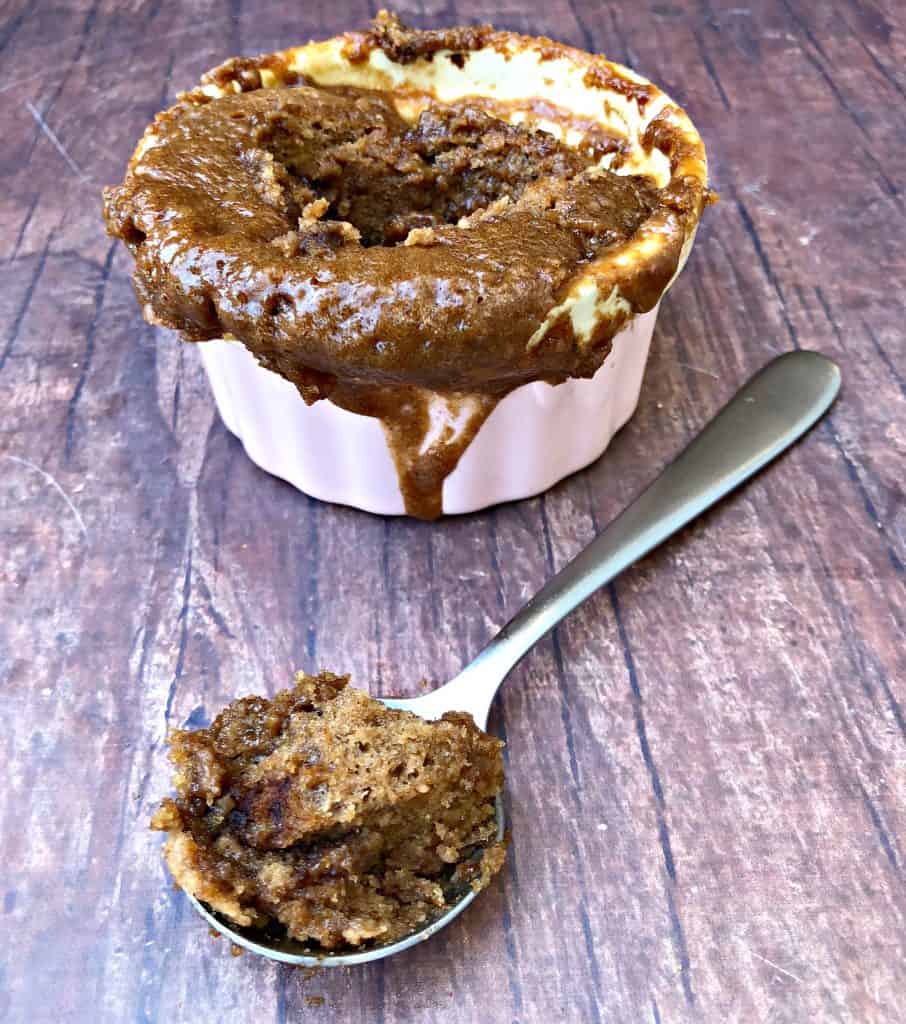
[152,671,505,952]
[402,226,439,247]
[302,197,330,221]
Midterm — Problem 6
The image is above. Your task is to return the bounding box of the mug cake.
[104,11,709,518]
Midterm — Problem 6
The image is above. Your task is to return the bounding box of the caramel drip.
[330,384,501,519]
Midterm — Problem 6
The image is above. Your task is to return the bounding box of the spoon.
[191,349,841,965]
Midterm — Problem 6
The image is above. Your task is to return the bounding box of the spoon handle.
[430,350,840,725]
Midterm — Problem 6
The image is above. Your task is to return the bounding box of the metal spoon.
[192,350,840,965]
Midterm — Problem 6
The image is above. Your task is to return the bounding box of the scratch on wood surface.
[676,362,720,380]
[3,454,88,536]
[25,100,92,183]
[0,68,49,95]
[748,949,804,984]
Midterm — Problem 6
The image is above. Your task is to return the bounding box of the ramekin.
[190,28,707,516]
[200,306,658,515]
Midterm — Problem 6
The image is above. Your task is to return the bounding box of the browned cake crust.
[103,79,658,397]
[151,672,505,950]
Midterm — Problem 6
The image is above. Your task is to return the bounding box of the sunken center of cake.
[151,672,505,951]
[254,88,603,249]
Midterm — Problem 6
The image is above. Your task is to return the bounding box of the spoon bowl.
[190,351,841,966]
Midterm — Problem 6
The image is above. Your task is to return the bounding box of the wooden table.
[2,1,904,1020]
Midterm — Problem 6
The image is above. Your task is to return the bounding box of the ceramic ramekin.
[200,306,659,515]
[191,28,707,516]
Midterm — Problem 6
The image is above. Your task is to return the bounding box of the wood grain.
[1,1,904,1021]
